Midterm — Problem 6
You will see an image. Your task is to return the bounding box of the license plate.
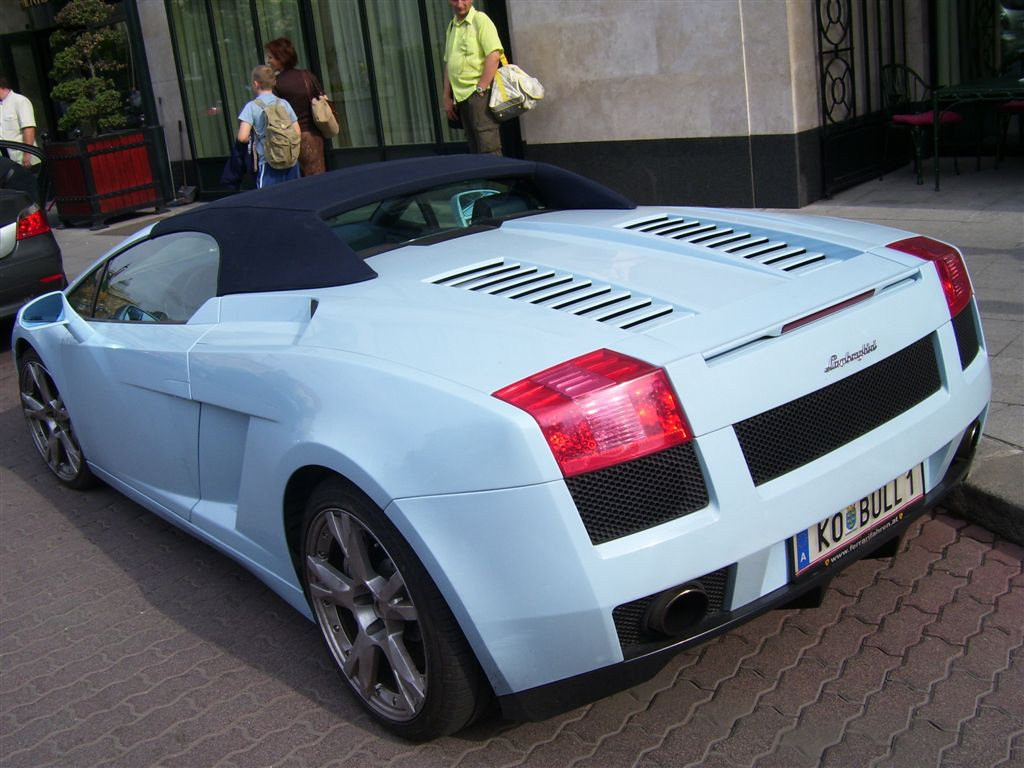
[791,464,924,577]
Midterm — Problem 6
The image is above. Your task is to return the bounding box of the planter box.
[47,128,168,230]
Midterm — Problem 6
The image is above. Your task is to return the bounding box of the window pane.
[93,233,219,323]
[167,0,230,158]
[67,264,105,318]
[424,0,459,143]
[310,0,376,147]
[364,0,434,146]
[324,177,545,255]
[256,0,307,64]
[211,0,261,138]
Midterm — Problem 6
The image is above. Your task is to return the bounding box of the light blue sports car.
[12,155,990,739]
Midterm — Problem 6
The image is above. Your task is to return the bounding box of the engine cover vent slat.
[653,220,703,237]
[484,269,557,295]
[622,214,851,275]
[429,258,509,286]
[451,262,524,288]
[469,266,540,292]
[672,224,718,240]
[506,273,574,299]
[625,216,671,231]
[687,228,734,244]
[547,285,612,310]
[723,236,770,253]
[699,232,750,249]
[426,259,677,332]
[732,242,789,260]
[569,291,633,316]
[618,305,675,329]
[527,279,595,304]
[759,248,807,266]
[781,254,827,272]
[591,297,652,322]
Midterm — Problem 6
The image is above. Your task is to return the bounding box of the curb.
[946,480,1024,547]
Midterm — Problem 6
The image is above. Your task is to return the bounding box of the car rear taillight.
[493,348,692,477]
[888,236,972,318]
[16,205,51,240]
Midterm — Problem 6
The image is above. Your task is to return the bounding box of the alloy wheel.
[305,507,427,721]
[20,357,86,484]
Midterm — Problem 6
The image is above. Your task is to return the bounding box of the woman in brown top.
[264,37,326,176]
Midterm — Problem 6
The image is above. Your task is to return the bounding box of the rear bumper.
[496,426,979,721]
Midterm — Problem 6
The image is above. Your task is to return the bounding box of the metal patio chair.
[881,64,963,185]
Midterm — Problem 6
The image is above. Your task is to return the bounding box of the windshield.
[323,177,546,256]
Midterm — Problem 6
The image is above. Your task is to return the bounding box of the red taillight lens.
[16,206,51,240]
[888,236,972,318]
[494,348,692,477]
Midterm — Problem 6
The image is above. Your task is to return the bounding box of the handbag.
[303,72,340,139]
[489,54,545,122]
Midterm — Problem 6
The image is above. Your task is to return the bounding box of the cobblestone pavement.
[1,342,1022,767]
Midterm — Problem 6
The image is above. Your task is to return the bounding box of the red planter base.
[47,128,168,230]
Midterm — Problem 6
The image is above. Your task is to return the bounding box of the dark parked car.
[0,141,66,319]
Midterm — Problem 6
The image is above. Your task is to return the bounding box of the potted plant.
[46,0,166,229]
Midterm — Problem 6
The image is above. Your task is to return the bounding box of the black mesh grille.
[952,304,980,370]
[564,443,709,545]
[735,334,941,486]
[565,438,708,548]
[612,566,732,649]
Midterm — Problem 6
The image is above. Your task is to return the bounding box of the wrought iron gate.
[816,0,1003,196]
[816,0,910,195]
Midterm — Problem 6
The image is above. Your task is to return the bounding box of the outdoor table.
[932,74,1024,190]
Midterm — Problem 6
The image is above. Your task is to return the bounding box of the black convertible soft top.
[152,155,634,297]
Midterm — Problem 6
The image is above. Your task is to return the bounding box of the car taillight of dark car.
[16,204,51,240]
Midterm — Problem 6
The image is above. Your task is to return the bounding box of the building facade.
[1,0,1019,208]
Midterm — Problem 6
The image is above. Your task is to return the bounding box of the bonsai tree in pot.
[44,0,166,228]
[49,0,126,137]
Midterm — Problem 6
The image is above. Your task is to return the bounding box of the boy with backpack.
[237,65,301,188]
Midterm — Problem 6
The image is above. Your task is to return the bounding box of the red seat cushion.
[996,100,1024,114]
[892,111,964,126]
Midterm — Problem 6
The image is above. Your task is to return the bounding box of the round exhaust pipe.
[954,419,981,464]
[644,583,710,638]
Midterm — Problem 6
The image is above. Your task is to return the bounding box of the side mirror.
[18,291,94,343]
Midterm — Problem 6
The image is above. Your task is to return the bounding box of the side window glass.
[92,233,219,323]
[66,263,107,317]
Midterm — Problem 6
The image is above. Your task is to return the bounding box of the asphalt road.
[1,321,1022,767]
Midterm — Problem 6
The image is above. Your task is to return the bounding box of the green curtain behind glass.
[425,0,459,143]
[364,0,434,146]
[167,0,230,158]
[170,0,483,158]
[211,0,260,136]
[311,0,376,147]
[257,0,308,66]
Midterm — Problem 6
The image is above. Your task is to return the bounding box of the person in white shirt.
[0,76,39,167]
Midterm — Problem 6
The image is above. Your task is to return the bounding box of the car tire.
[18,349,98,490]
[301,478,489,740]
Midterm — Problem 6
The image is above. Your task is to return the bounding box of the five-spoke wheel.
[302,479,486,739]
[19,350,96,489]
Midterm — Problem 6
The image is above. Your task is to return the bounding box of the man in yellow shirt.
[442,0,503,155]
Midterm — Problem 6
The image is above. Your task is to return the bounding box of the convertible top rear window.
[151,156,634,296]
[323,178,546,256]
